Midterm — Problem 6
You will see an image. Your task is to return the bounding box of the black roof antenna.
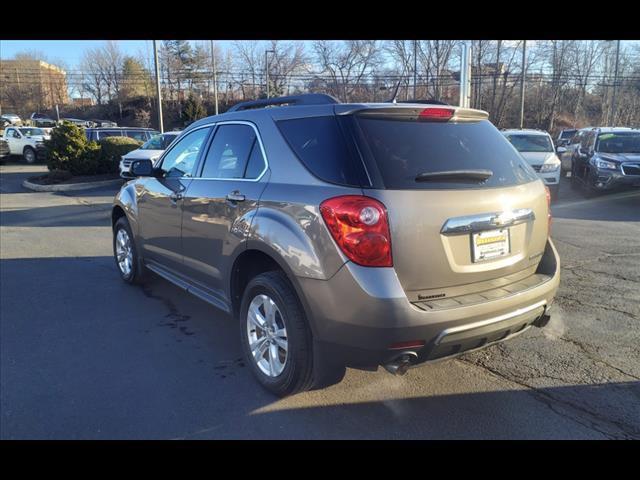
[386,63,409,104]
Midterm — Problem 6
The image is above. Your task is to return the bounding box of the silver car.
[112,94,560,396]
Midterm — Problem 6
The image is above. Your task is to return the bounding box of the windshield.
[19,128,45,136]
[141,135,163,150]
[505,134,553,152]
[560,130,576,139]
[596,132,640,154]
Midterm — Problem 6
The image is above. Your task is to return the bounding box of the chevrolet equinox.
[112,94,560,396]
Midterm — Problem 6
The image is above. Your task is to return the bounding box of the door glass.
[160,127,209,178]
[200,124,256,179]
[244,141,266,179]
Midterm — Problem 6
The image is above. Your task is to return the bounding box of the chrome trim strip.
[434,299,547,345]
[440,208,535,235]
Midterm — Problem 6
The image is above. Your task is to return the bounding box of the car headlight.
[595,159,617,170]
[539,162,560,173]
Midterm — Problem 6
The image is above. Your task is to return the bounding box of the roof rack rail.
[227,93,340,113]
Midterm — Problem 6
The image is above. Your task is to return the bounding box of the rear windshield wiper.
[415,169,493,183]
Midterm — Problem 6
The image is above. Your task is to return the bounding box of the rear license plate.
[471,228,510,262]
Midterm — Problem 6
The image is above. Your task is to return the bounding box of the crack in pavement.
[456,358,639,439]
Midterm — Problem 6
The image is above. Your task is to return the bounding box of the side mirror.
[557,147,567,154]
[130,159,154,177]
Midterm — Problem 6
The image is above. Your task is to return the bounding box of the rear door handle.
[226,191,246,202]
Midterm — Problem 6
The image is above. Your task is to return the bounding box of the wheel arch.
[229,243,318,337]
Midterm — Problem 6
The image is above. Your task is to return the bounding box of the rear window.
[354,118,537,190]
[276,116,368,187]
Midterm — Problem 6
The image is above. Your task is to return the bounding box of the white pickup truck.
[2,126,50,163]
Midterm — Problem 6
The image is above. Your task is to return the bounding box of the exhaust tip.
[383,352,418,376]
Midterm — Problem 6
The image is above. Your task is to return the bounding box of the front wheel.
[113,217,146,284]
[23,147,36,164]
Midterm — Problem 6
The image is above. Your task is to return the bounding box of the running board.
[145,261,231,314]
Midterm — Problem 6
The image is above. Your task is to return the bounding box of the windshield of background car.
[560,130,576,139]
[505,134,553,152]
[19,128,45,136]
[141,135,163,150]
[596,132,640,154]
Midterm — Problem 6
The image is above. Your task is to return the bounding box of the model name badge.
[418,293,446,300]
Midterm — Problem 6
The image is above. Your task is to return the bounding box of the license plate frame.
[471,228,510,263]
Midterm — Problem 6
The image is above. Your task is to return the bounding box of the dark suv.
[112,94,560,396]
[570,127,640,194]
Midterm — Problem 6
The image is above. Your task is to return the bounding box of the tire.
[113,217,146,284]
[570,163,580,190]
[239,270,343,396]
[23,146,36,164]
[580,169,599,198]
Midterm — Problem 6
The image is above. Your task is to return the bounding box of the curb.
[22,177,124,192]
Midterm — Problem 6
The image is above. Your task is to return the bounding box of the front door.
[137,126,211,274]
[181,122,269,300]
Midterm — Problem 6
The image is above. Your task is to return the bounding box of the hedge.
[45,123,100,176]
[98,136,143,174]
[44,122,142,176]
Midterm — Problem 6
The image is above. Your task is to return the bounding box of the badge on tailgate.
[471,228,510,262]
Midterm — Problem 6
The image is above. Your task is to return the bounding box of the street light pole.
[413,40,418,99]
[610,39,621,127]
[265,50,275,99]
[519,40,527,129]
[210,40,219,115]
[153,40,164,133]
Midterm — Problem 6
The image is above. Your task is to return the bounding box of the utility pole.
[153,40,164,133]
[610,39,621,127]
[210,40,219,115]
[265,50,275,99]
[413,40,418,99]
[519,40,527,129]
[459,43,471,108]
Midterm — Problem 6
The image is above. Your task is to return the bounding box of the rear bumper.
[298,239,560,368]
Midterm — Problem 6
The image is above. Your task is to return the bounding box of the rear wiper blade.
[415,169,493,183]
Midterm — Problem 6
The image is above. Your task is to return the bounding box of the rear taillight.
[320,195,392,267]
[418,107,454,122]
[545,186,552,237]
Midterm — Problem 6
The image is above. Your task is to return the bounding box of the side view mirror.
[130,159,154,177]
[556,146,567,154]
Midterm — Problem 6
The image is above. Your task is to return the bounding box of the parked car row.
[1,112,120,129]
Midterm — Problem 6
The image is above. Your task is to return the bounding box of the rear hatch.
[338,104,550,299]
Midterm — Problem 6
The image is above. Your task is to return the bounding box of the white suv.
[502,129,561,199]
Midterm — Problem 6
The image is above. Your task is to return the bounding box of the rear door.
[344,109,549,299]
[180,122,269,299]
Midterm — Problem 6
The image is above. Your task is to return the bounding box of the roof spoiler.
[337,105,489,122]
[227,93,340,112]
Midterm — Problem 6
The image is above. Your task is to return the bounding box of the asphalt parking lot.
[1,162,639,439]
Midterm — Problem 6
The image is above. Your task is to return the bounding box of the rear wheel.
[239,271,344,396]
[23,146,36,164]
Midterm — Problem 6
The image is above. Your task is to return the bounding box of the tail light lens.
[545,186,552,237]
[320,195,392,267]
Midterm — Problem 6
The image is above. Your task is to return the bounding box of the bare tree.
[312,40,382,102]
